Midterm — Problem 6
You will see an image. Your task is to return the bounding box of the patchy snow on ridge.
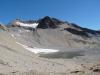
[16,21,38,28]
[16,42,59,54]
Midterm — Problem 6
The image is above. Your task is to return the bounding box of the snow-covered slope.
[15,21,38,28]
[10,19,39,29]
[16,42,59,54]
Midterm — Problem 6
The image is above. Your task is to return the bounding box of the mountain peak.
[37,16,64,29]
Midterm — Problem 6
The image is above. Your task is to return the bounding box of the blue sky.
[0,0,100,30]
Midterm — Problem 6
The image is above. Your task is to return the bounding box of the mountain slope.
[0,16,100,75]
[0,24,8,31]
[8,16,100,49]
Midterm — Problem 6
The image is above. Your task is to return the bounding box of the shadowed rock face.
[71,23,98,35]
[82,28,97,35]
[37,16,64,29]
[96,30,100,34]
[64,28,90,38]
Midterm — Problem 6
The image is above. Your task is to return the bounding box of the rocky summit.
[37,16,64,29]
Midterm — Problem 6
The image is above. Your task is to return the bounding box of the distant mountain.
[5,16,100,49]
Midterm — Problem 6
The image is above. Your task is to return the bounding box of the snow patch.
[9,33,16,39]
[16,22,38,28]
[16,42,59,54]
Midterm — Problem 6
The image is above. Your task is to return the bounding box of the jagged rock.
[37,16,64,29]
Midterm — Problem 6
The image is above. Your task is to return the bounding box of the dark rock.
[93,69,100,72]
[71,23,97,35]
[82,28,97,35]
[37,16,64,29]
[70,70,84,73]
[64,28,90,38]
[71,23,83,29]
[96,30,100,34]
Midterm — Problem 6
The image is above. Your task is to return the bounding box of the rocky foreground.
[0,16,100,75]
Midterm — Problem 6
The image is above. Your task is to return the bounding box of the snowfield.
[16,22,38,28]
[16,42,59,54]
